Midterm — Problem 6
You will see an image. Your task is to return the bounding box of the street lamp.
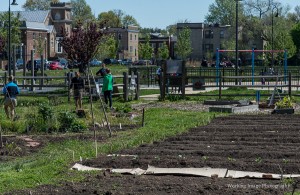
[8,0,18,76]
[44,37,47,61]
[235,0,242,85]
[271,5,279,68]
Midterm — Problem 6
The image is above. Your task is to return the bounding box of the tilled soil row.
[84,115,300,175]
[8,114,300,195]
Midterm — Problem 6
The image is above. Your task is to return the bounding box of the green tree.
[243,0,272,19]
[263,17,296,62]
[0,35,5,54]
[291,22,300,52]
[138,34,153,60]
[98,10,123,28]
[98,10,139,28]
[71,0,94,24]
[166,19,190,36]
[158,42,169,60]
[122,15,139,27]
[205,0,238,26]
[96,34,117,59]
[0,12,21,59]
[175,27,192,60]
[23,0,52,11]
[34,36,46,57]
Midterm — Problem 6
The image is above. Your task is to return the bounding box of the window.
[51,37,54,48]
[220,30,224,38]
[205,30,213,39]
[58,42,62,53]
[130,34,132,40]
[204,44,213,53]
[134,35,137,40]
[33,33,36,40]
[56,37,63,53]
[135,48,137,56]
[130,46,133,52]
[55,13,61,20]
[159,43,163,47]
[152,43,155,48]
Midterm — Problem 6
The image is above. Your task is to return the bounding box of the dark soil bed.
[6,114,300,194]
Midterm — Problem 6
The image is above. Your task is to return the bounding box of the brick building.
[105,25,139,61]
[1,2,72,64]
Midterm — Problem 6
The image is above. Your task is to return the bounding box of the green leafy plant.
[58,112,86,132]
[115,103,132,113]
[38,103,54,122]
[5,142,22,156]
[255,157,262,163]
[275,96,294,109]
[202,156,209,161]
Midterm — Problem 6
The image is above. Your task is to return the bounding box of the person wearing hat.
[2,75,20,120]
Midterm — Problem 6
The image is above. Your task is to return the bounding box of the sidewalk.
[139,86,221,101]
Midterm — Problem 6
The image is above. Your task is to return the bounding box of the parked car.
[55,58,68,69]
[4,63,18,71]
[68,60,80,69]
[134,60,152,65]
[122,59,133,66]
[90,59,102,66]
[49,61,63,70]
[16,59,24,69]
[103,58,120,65]
[26,59,48,71]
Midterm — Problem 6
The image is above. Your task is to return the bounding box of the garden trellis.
[216,48,288,85]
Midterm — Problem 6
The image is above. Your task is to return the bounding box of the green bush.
[165,94,184,102]
[58,111,86,132]
[275,96,294,109]
[0,120,24,133]
[38,103,54,122]
[115,103,132,113]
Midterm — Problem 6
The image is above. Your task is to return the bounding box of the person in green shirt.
[102,68,114,109]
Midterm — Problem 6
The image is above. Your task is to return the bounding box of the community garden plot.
[6,114,300,194]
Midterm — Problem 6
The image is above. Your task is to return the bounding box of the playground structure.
[216,48,288,85]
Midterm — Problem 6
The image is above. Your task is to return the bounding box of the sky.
[0,0,299,29]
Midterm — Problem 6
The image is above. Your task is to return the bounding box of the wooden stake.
[142,108,145,127]
[0,125,3,148]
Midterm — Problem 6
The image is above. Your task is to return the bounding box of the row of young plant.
[0,98,87,134]
[0,108,217,193]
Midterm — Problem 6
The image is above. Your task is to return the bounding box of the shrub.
[58,111,86,132]
[115,103,132,113]
[275,96,294,109]
[0,120,24,133]
[38,103,54,122]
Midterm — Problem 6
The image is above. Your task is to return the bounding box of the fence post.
[68,71,71,102]
[222,67,225,86]
[161,62,166,101]
[4,72,7,84]
[135,72,140,100]
[181,60,186,99]
[216,48,220,85]
[288,71,292,97]
[30,50,34,91]
[123,72,128,101]
[218,72,222,99]
[40,54,44,90]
